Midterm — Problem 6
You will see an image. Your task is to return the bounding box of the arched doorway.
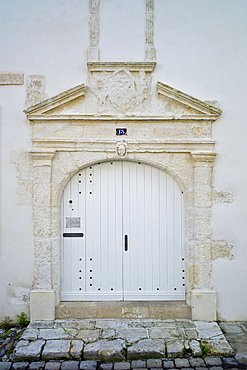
[61,161,185,301]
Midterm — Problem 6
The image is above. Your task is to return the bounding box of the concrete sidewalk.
[0,320,247,369]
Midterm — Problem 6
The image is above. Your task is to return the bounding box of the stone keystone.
[127,339,165,360]
[12,339,45,361]
[84,339,126,361]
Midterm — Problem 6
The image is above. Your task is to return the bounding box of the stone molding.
[25,84,85,115]
[88,61,156,73]
[0,72,24,85]
[157,82,222,117]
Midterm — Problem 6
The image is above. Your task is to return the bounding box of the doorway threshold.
[56,301,191,319]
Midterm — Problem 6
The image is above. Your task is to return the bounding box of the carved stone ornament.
[116,141,127,158]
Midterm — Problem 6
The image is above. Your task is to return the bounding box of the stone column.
[191,151,217,321]
[29,151,56,321]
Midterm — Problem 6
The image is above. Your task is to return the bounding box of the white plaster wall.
[0,0,247,320]
[153,0,247,320]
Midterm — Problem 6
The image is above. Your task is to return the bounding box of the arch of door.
[61,160,185,301]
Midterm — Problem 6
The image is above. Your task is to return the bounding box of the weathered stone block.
[113,361,131,369]
[0,363,12,370]
[191,290,217,321]
[77,329,100,342]
[39,328,69,340]
[99,364,113,370]
[130,360,147,368]
[166,339,184,358]
[0,73,24,85]
[12,339,45,361]
[30,290,56,321]
[60,361,80,370]
[116,328,147,343]
[189,357,205,367]
[11,363,29,370]
[70,340,84,359]
[44,362,61,370]
[127,339,165,360]
[84,339,125,361]
[146,359,162,368]
[28,362,45,370]
[42,340,71,360]
[204,356,222,366]
[79,360,97,370]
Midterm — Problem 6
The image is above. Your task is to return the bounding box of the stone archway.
[26,62,221,321]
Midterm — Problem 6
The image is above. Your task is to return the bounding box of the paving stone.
[84,339,125,361]
[39,328,70,340]
[61,361,80,370]
[21,329,39,340]
[113,361,131,369]
[77,329,101,342]
[194,367,208,370]
[79,360,97,369]
[11,363,29,370]
[116,328,147,343]
[95,320,128,329]
[0,363,12,370]
[101,329,116,339]
[42,340,71,360]
[146,359,162,368]
[12,339,45,360]
[166,340,184,358]
[204,357,222,366]
[162,359,175,368]
[131,359,147,367]
[149,328,179,339]
[209,367,223,370]
[189,340,201,357]
[44,362,62,370]
[219,323,244,335]
[70,339,84,359]
[189,358,206,367]
[174,358,190,367]
[29,361,46,370]
[99,363,113,370]
[128,338,165,360]
[29,322,55,329]
[222,357,239,368]
[235,355,247,366]
[206,339,234,356]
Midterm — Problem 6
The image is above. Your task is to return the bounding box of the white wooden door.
[61,161,185,301]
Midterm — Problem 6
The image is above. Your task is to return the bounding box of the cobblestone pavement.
[0,320,246,369]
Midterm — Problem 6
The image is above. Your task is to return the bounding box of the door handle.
[124,235,128,251]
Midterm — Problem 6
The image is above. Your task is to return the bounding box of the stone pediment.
[25,62,222,120]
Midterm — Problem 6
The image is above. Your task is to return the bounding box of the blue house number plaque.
[116,128,127,136]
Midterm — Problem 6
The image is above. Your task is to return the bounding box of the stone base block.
[30,290,56,321]
[191,290,217,321]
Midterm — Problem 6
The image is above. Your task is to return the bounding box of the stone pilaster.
[145,0,156,61]
[191,151,217,321]
[88,0,100,61]
[29,151,56,321]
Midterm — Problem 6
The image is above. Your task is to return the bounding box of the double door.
[61,161,185,300]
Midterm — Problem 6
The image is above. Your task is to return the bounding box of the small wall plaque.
[116,128,127,136]
[66,217,81,228]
